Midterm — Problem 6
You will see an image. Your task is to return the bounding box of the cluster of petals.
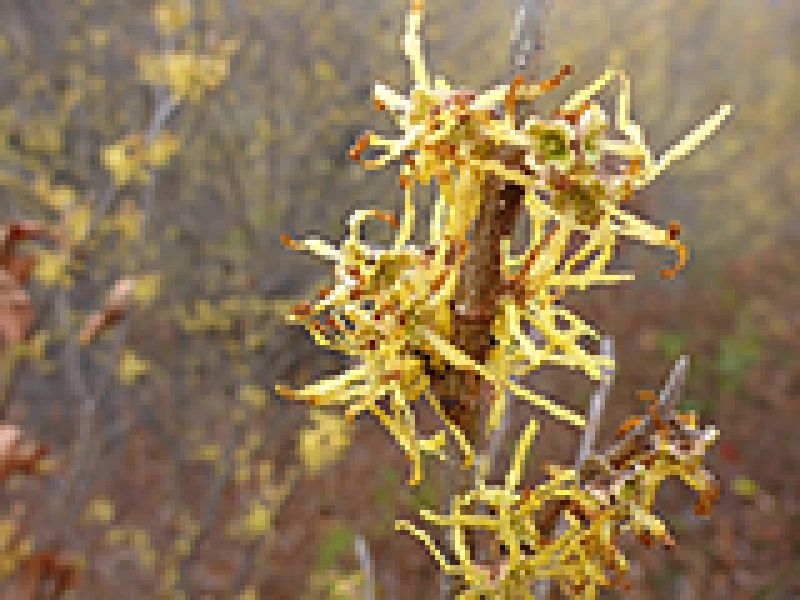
[278,3,727,595]
[399,395,720,598]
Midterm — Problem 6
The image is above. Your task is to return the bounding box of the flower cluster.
[398,391,720,598]
[352,0,730,276]
[278,0,729,595]
[277,204,584,484]
[277,206,471,484]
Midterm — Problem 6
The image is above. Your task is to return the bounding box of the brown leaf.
[0,220,58,270]
[79,278,135,344]
[0,219,62,355]
[0,423,48,481]
[0,268,35,354]
[3,254,37,285]
[19,551,79,597]
[0,423,22,458]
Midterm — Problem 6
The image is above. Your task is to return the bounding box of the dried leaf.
[0,423,48,481]
[0,221,57,263]
[0,269,34,354]
[18,551,79,597]
[79,279,135,344]
[0,423,22,460]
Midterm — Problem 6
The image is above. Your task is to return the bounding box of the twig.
[433,2,553,596]
[658,354,689,413]
[589,355,689,475]
[510,0,550,76]
[574,337,614,471]
[534,354,691,597]
[535,337,614,599]
[55,81,181,526]
[482,386,512,483]
[354,534,376,600]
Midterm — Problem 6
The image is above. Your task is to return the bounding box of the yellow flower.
[398,402,719,598]
[278,200,592,484]
[351,0,730,279]
[153,0,191,35]
[298,409,351,475]
[277,208,471,484]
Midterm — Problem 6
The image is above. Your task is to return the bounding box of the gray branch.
[355,535,376,600]
[535,337,614,599]
[509,0,551,77]
[574,337,615,471]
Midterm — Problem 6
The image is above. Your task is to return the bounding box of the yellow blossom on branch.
[398,399,719,598]
[350,0,730,279]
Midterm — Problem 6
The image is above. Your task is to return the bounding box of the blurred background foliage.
[0,0,796,597]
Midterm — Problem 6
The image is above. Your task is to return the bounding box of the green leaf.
[657,330,686,360]
[316,521,354,570]
[718,333,760,393]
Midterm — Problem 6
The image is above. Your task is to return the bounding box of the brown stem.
[429,0,549,450]
[432,4,550,596]
[432,175,525,447]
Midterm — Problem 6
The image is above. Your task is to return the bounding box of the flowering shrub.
[278,0,730,596]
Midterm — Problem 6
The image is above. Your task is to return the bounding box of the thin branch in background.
[677,574,694,600]
[483,386,512,483]
[354,534,376,600]
[574,337,614,471]
[595,354,690,471]
[509,0,551,77]
[535,336,614,599]
[177,378,256,593]
[52,73,183,545]
[535,354,691,597]
[658,354,690,414]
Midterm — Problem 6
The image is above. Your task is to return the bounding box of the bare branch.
[510,0,551,77]
[536,337,614,598]
[589,354,690,476]
[354,535,376,600]
[574,337,614,470]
